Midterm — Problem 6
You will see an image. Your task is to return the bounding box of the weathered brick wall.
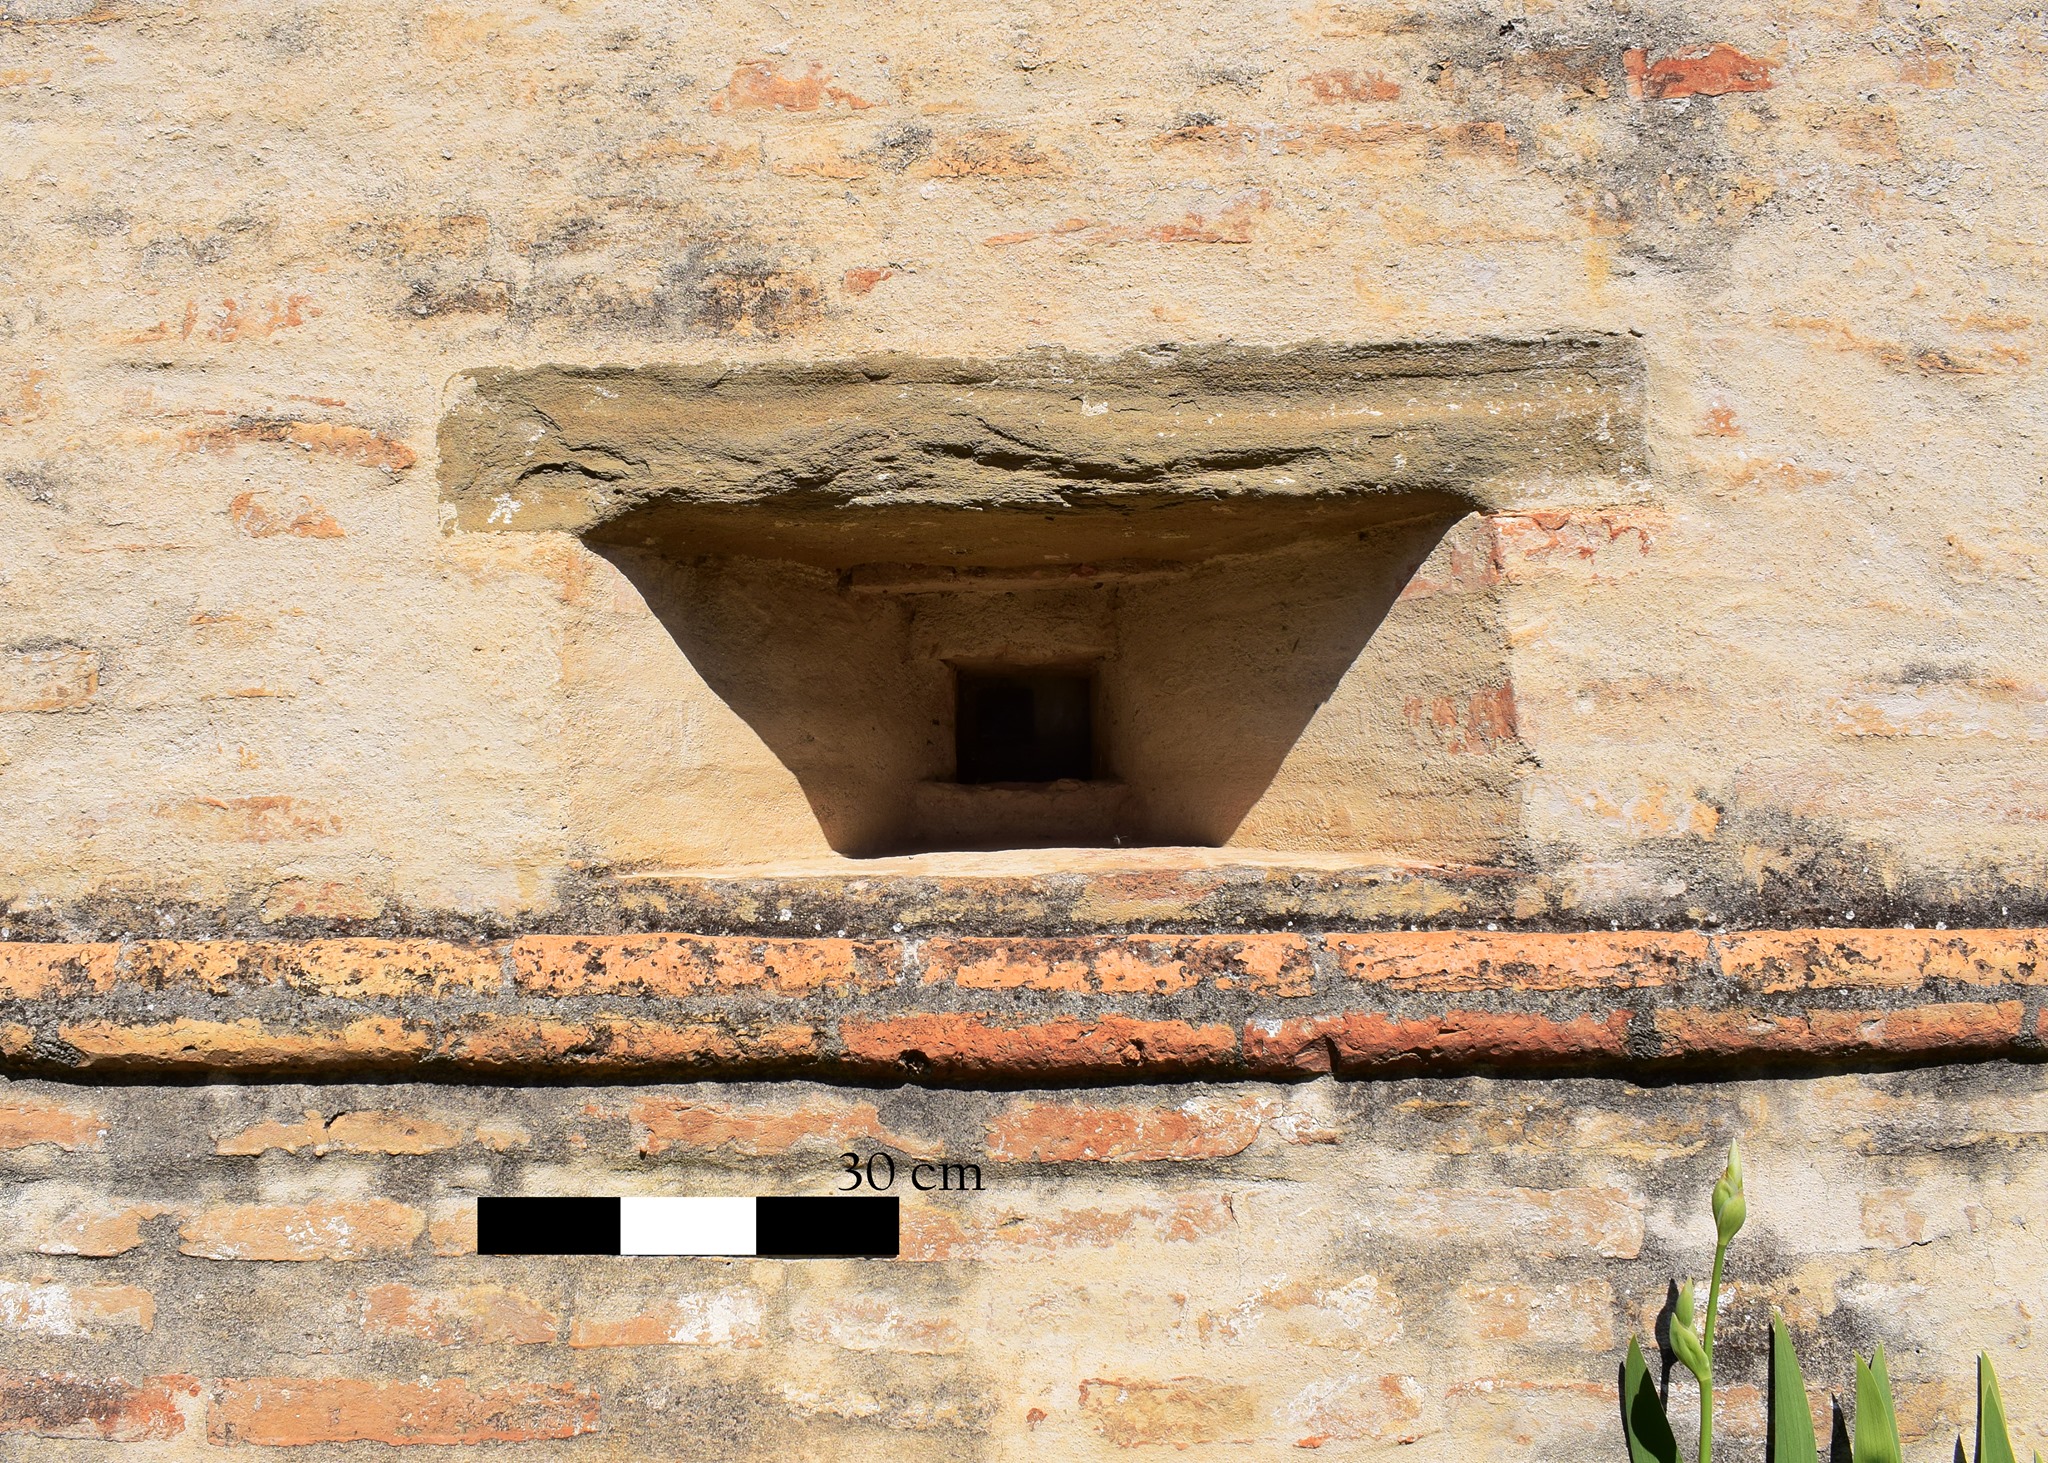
[6,0,2048,1456]
[5,1068,2047,1457]
[0,0,2042,925]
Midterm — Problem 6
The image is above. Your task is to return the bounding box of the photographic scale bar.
[478,1196,899,1258]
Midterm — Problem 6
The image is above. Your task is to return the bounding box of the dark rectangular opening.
[954,668,1094,784]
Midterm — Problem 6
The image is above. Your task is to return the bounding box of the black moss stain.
[511,242,825,339]
[1420,7,1786,272]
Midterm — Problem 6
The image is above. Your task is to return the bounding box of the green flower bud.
[1674,1279,1696,1331]
[1670,1311,1709,1379]
[1712,1140,1746,1244]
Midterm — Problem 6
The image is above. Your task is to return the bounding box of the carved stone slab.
[438,337,1645,568]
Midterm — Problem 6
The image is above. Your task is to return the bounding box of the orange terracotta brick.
[1714,929,2043,993]
[986,1096,1270,1162]
[100,939,247,993]
[1289,1373,1433,1447]
[1625,43,1775,100]
[840,1013,1239,1079]
[208,1378,598,1446]
[1243,1011,1632,1074]
[899,1193,1234,1261]
[1655,1001,2027,1059]
[920,934,1312,996]
[0,1096,106,1151]
[0,942,118,998]
[1080,1377,1258,1448]
[179,1200,424,1261]
[359,1284,556,1345]
[36,1204,169,1258]
[1328,931,1708,992]
[216,1111,327,1156]
[0,1372,196,1441]
[790,1297,965,1354]
[438,1016,820,1072]
[55,1017,429,1071]
[249,939,503,998]
[568,1286,764,1348]
[509,934,897,996]
[428,1201,478,1258]
[1455,1278,1615,1347]
[0,1279,155,1335]
[632,1096,941,1158]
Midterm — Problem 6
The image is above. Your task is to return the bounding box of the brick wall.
[4,1068,2045,1457]
[0,0,2040,925]
[6,0,2048,1455]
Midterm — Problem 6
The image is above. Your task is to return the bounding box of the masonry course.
[2,929,2041,1082]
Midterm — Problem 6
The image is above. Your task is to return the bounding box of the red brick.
[179,1200,423,1261]
[177,418,416,471]
[428,1201,477,1257]
[1714,929,2043,993]
[986,1096,1269,1162]
[1655,1002,2026,1059]
[631,1096,940,1158]
[843,266,895,295]
[708,58,873,113]
[56,1016,429,1072]
[438,1016,820,1073]
[1624,44,1775,99]
[900,1194,1234,1261]
[1403,682,1520,754]
[568,1286,764,1348]
[0,1280,154,1335]
[0,942,119,998]
[36,1204,168,1257]
[0,1096,105,1151]
[1244,1011,1632,1075]
[1288,1373,1432,1447]
[208,1379,597,1446]
[790,1297,965,1354]
[360,1284,556,1345]
[0,1372,195,1441]
[840,1014,1238,1080]
[509,934,896,997]
[1328,930,1708,992]
[1298,67,1401,102]
[1080,1377,1257,1447]
[1456,1278,1615,1347]
[921,935,1311,996]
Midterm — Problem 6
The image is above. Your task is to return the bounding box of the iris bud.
[1712,1141,1747,1244]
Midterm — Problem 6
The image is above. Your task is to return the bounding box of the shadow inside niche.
[593,507,1474,858]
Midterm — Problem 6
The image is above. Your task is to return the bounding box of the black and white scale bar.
[477,1196,898,1258]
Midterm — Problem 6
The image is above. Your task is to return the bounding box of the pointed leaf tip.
[1979,1352,2018,1463]
[1770,1318,1819,1463]
[1855,1347,1904,1463]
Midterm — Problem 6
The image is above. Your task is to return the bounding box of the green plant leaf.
[1979,1353,2018,1463]
[1623,1335,1681,1463]
[1854,1346,1904,1463]
[1770,1317,1819,1463]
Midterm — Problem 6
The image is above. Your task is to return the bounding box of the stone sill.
[1,929,2041,1083]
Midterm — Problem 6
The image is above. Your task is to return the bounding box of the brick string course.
[0,929,2040,1082]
